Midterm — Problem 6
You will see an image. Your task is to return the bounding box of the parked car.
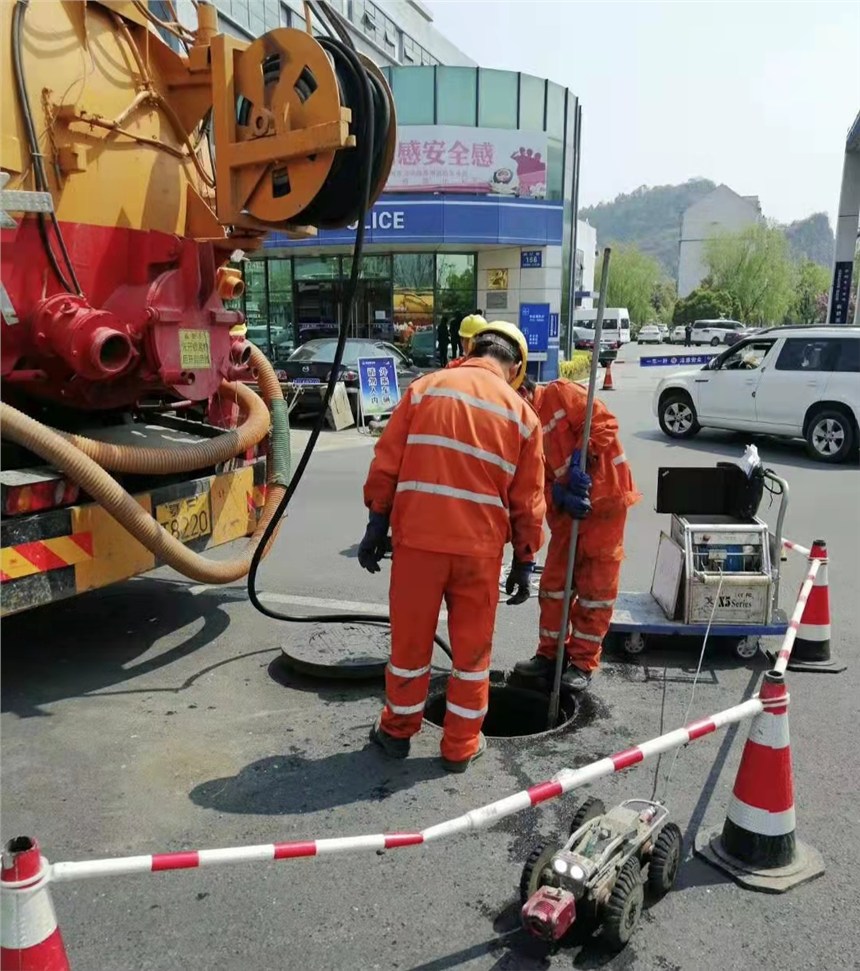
[725,327,763,347]
[671,319,748,346]
[653,327,860,463]
[658,323,670,342]
[282,338,422,419]
[409,328,440,367]
[637,324,663,344]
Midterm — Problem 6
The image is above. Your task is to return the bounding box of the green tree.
[651,279,677,323]
[703,223,794,324]
[595,244,670,325]
[672,286,738,325]
[788,259,830,324]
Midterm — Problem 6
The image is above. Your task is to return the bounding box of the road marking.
[187,586,447,616]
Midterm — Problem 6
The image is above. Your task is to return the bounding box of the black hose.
[12,0,82,296]
[244,37,454,662]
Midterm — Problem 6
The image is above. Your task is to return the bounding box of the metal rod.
[547,246,611,728]
[45,692,767,883]
[768,471,790,609]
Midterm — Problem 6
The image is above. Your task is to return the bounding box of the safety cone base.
[785,656,847,675]
[694,829,824,894]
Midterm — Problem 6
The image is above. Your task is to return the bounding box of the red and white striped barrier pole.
[44,695,764,884]
[780,539,810,559]
[772,557,821,675]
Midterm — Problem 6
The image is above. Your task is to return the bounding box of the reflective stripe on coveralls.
[530,380,640,672]
[366,358,546,761]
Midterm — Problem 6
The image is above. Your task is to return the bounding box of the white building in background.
[677,185,763,297]
[174,0,475,67]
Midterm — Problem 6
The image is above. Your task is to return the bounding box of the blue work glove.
[357,511,390,574]
[505,559,535,605]
[552,481,592,519]
[566,449,592,498]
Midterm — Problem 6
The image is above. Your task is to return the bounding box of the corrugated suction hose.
[0,346,290,583]
[50,348,275,474]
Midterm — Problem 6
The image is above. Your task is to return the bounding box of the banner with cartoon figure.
[387,126,548,199]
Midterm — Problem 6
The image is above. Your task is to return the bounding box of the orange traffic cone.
[695,671,824,892]
[1,837,70,970]
[601,360,615,391]
[788,540,845,673]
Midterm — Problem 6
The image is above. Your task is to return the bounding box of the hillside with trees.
[581,182,835,277]
[580,179,716,278]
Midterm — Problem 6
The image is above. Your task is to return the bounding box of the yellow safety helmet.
[459,313,488,341]
[472,319,529,390]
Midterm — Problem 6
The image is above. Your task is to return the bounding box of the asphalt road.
[2,342,859,971]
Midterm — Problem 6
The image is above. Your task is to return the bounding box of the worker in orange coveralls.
[513,375,640,692]
[444,312,487,367]
[358,322,545,772]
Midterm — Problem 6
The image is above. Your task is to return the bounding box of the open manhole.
[423,677,577,739]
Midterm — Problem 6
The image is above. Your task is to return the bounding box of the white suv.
[653,327,860,463]
[671,319,748,345]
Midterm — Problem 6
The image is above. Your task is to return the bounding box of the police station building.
[236,64,593,375]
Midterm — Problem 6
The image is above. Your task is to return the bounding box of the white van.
[573,307,632,345]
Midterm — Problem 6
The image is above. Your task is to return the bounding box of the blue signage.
[264,195,564,249]
[357,356,400,417]
[519,303,551,354]
[640,354,717,367]
[549,312,559,339]
[521,249,543,269]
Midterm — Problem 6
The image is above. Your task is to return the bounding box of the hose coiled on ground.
[0,347,287,583]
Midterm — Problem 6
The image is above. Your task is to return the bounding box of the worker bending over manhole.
[356,321,545,772]
[514,376,641,692]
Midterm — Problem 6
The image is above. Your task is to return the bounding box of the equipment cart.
[608,466,791,661]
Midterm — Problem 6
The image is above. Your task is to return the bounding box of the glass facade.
[232,253,477,363]
[235,65,578,362]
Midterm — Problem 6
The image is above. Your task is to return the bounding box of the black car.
[281,338,422,418]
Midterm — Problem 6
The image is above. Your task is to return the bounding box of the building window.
[242,261,271,358]
[436,67,477,127]
[267,258,294,363]
[390,66,435,125]
[519,73,546,131]
[435,254,476,329]
[478,68,518,129]
[393,254,434,337]
[546,81,566,139]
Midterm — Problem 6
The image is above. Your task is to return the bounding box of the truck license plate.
[291,377,321,385]
[156,493,212,543]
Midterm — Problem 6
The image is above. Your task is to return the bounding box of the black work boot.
[369,718,410,759]
[561,666,592,692]
[512,654,558,679]
[441,733,487,773]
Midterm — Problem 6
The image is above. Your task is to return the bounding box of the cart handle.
[765,470,789,609]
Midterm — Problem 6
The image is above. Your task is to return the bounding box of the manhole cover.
[424,679,577,739]
[279,623,391,680]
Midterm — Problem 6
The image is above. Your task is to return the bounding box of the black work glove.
[358,511,390,574]
[505,559,535,605]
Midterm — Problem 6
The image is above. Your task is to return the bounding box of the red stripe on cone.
[1,928,70,971]
[799,585,829,626]
[731,739,794,813]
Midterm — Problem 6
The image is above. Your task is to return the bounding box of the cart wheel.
[647,823,682,897]
[569,796,606,837]
[602,857,644,951]
[734,637,760,660]
[519,843,560,905]
[623,633,646,656]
